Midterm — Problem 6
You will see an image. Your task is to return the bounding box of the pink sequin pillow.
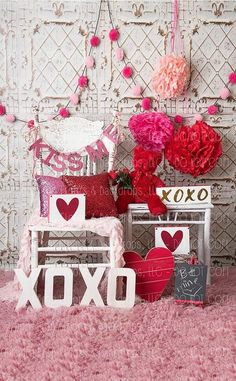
[36,175,67,217]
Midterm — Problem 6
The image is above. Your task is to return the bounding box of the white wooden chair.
[28,112,124,276]
[125,202,213,285]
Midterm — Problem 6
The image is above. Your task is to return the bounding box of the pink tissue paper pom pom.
[174,115,183,124]
[5,114,15,123]
[90,35,100,47]
[27,120,34,129]
[70,93,79,105]
[59,108,70,118]
[194,114,203,122]
[122,66,133,78]
[78,75,88,88]
[228,72,236,84]
[132,85,142,96]
[115,47,124,61]
[128,112,174,152]
[0,104,6,115]
[85,56,94,68]
[141,98,151,110]
[219,87,230,100]
[152,54,190,99]
[109,28,120,41]
[208,105,218,115]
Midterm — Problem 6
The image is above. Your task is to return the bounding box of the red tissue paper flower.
[228,72,236,84]
[129,112,174,152]
[109,28,120,41]
[59,108,70,118]
[78,75,88,88]
[165,121,222,177]
[90,35,100,47]
[122,66,133,78]
[0,104,6,115]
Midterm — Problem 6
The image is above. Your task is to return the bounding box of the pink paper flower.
[109,28,120,41]
[208,105,218,115]
[219,87,230,100]
[122,66,133,78]
[174,115,183,124]
[5,114,15,123]
[141,98,151,110]
[228,72,236,84]
[90,35,100,47]
[85,56,94,68]
[78,75,88,88]
[0,105,6,116]
[152,55,190,99]
[59,108,70,118]
[128,112,174,152]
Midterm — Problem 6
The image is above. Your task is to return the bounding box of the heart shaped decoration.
[161,230,183,252]
[56,198,79,221]
[124,247,174,302]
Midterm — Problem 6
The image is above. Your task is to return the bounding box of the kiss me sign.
[14,266,136,310]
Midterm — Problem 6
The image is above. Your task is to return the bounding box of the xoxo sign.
[156,186,211,204]
[14,266,136,310]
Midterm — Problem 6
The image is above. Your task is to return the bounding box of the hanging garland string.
[0,0,235,127]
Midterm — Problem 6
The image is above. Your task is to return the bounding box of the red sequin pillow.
[61,173,118,218]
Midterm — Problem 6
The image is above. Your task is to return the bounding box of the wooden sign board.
[174,263,207,305]
[156,186,211,205]
[155,227,190,255]
[49,194,86,223]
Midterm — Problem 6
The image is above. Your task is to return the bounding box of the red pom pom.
[122,66,133,78]
[109,29,120,41]
[27,120,34,129]
[78,75,88,88]
[141,98,151,110]
[0,105,6,116]
[208,105,218,115]
[228,72,236,84]
[174,115,183,124]
[59,108,70,118]
[90,35,100,47]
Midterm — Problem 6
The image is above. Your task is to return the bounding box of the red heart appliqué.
[161,230,183,252]
[56,198,79,221]
[124,247,174,302]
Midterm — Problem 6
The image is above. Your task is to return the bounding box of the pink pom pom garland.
[0,105,6,115]
[194,114,203,122]
[70,93,79,105]
[132,85,142,96]
[85,56,94,69]
[228,72,236,84]
[115,47,124,61]
[78,75,88,88]
[5,114,16,123]
[219,87,230,100]
[174,115,183,124]
[128,112,174,152]
[59,108,70,118]
[90,35,100,47]
[109,28,120,41]
[122,66,133,78]
[152,54,190,99]
[141,98,151,110]
[208,105,218,115]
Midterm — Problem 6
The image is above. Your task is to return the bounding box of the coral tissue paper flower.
[128,112,174,152]
[165,121,222,177]
[152,55,190,99]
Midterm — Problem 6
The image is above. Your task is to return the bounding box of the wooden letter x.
[14,268,42,310]
[80,267,105,306]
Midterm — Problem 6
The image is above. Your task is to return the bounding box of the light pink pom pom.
[219,87,230,100]
[132,85,142,96]
[70,93,79,105]
[85,56,94,68]
[115,48,124,61]
[194,114,203,122]
[5,114,16,123]
[152,54,190,99]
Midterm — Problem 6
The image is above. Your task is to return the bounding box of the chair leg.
[126,209,133,250]
[31,231,39,269]
[204,209,211,285]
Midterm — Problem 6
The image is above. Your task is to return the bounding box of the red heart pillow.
[165,121,222,177]
[124,247,174,302]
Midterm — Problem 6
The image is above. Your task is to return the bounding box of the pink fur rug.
[0,268,235,381]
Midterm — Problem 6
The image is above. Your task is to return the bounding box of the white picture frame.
[155,227,190,255]
[48,194,86,223]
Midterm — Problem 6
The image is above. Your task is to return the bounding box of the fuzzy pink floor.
[0,268,235,381]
